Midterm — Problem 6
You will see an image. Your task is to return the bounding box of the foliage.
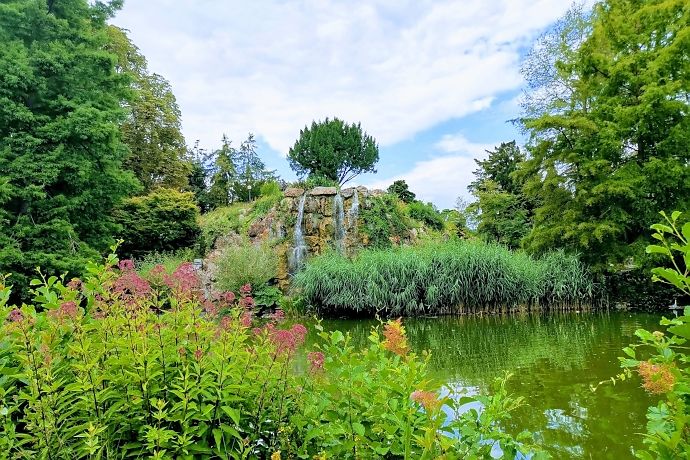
[619,211,690,458]
[295,240,595,317]
[191,134,277,211]
[519,0,690,269]
[359,193,410,249]
[213,242,278,295]
[0,253,538,459]
[407,201,444,231]
[287,117,379,185]
[135,249,196,279]
[259,181,281,199]
[0,0,138,298]
[468,141,533,249]
[114,188,200,259]
[107,26,190,192]
[197,204,251,253]
[388,180,416,203]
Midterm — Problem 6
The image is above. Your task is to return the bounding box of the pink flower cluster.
[164,263,200,293]
[113,271,152,299]
[308,351,325,373]
[256,323,308,355]
[48,301,80,322]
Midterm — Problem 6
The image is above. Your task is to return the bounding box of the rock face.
[248,187,379,288]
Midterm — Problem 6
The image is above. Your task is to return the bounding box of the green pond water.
[308,311,662,459]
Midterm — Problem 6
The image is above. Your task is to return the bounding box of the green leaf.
[352,422,365,437]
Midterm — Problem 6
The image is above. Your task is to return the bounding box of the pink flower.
[57,301,79,320]
[118,259,135,272]
[240,311,253,328]
[194,349,204,361]
[164,263,200,295]
[222,291,236,304]
[8,309,23,323]
[308,351,325,372]
[271,309,285,322]
[240,283,252,297]
[267,323,307,355]
[203,301,219,317]
[66,278,82,290]
[240,296,255,309]
[113,272,151,298]
[411,390,440,411]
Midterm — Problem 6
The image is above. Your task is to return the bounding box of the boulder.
[309,186,337,196]
[341,187,355,198]
[284,187,304,197]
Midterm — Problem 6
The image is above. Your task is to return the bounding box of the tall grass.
[294,240,598,316]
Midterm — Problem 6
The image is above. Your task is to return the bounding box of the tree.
[231,134,276,202]
[0,0,137,296]
[468,142,533,249]
[288,117,379,185]
[107,26,190,191]
[387,180,416,203]
[519,0,690,270]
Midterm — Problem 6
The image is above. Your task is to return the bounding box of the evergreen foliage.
[0,0,137,296]
[387,180,416,203]
[114,188,200,258]
[288,117,379,185]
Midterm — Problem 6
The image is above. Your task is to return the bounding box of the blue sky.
[113,0,577,209]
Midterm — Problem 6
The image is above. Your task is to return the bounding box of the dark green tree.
[231,133,276,202]
[288,117,379,185]
[468,142,532,249]
[520,0,690,269]
[387,180,416,203]
[206,135,238,208]
[114,188,200,259]
[107,26,190,191]
[0,0,137,294]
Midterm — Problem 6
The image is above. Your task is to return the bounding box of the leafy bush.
[259,181,281,198]
[295,240,596,316]
[359,193,410,248]
[135,248,196,278]
[619,211,690,458]
[197,204,249,253]
[114,188,200,258]
[213,242,278,294]
[0,253,541,459]
[407,201,444,231]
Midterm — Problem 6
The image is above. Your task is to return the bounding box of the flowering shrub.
[0,246,539,459]
[619,211,690,458]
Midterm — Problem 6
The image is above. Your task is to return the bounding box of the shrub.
[294,240,596,316]
[213,241,277,294]
[0,253,540,459]
[618,211,690,458]
[114,188,200,258]
[407,201,444,231]
[359,193,410,248]
[259,181,281,198]
[135,248,196,278]
[197,204,249,253]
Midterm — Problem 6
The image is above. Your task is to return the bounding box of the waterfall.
[348,189,359,228]
[288,194,308,273]
[334,191,346,254]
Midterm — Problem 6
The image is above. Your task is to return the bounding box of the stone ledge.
[284,187,304,197]
[308,186,338,196]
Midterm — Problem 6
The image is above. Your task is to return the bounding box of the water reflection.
[310,311,661,459]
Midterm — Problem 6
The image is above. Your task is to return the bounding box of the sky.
[113,0,577,209]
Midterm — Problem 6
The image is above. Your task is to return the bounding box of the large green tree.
[288,117,379,185]
[0,0,137,292]
[107,26,190,191]
[468,141,533,249]
[520,0,690,269]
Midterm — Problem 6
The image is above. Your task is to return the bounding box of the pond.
[308,311,662,459]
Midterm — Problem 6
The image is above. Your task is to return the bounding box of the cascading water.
[333,191,346,254]
[348,189,359,228]
[288,194,308,273]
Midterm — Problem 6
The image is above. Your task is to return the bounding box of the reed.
[294,240,598,316]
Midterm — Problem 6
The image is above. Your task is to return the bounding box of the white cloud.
[114,0,574,153]
[365,134,495,209]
